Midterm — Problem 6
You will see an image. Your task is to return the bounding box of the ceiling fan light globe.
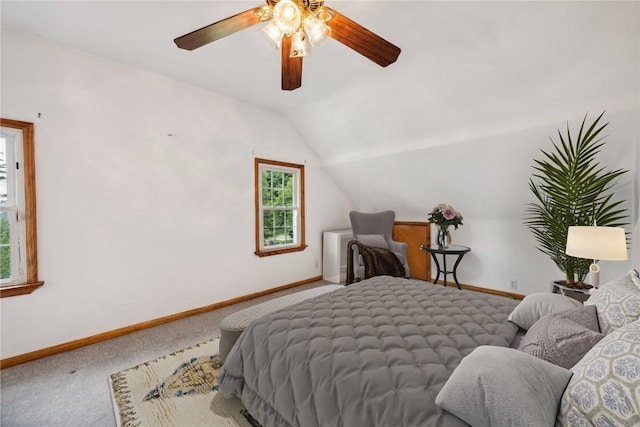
[262,20,284,47]
[304,16,331,46]
[290,30,310,57]
[274,0,302,35]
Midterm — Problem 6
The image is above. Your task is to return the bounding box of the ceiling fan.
[174,0,401,91]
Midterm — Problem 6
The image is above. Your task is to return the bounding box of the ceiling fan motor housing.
[265,0,326,14]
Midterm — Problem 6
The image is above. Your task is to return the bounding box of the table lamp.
[565,226,628,287]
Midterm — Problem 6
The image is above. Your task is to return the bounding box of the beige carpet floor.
[1,280,330,427]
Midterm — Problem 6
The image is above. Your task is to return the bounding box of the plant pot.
[553,280,592,290]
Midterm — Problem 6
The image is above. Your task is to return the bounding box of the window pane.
[263,210,296,247]
[0,131,14,285]
[282,210,290,242]
[283,188,293,206]
[0,211,10,280]
[286,210,296,241]
[272,188,282,206]
[263,210,274,244]
[261,171,272,206]
[274,210,284,228]
[0,135,6,206]
[273,171,283,189]
[262,186,272,207]
[283,172,294,206]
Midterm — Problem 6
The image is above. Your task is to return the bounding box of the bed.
[218,276,520,427]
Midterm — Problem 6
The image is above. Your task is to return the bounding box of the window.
[0,119,42,297]
[255,158,306,257]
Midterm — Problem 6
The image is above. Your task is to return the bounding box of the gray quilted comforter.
[218,276,520,427]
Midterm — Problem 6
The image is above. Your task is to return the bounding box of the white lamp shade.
[565,226,628,261]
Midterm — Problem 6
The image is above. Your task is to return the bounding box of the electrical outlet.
[510,280,518,290]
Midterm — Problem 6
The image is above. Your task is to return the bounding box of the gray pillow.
[518,305,605,369]
[632,268,640,289]
[435,345,572,427]
[557,319,640,426]
[508,292,582,330]
[356,234,389,249]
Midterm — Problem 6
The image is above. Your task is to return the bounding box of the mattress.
[218,276,520,427]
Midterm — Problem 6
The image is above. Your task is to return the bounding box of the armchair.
[349,210,410,281]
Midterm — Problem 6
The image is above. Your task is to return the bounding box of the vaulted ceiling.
[2,1,638,166]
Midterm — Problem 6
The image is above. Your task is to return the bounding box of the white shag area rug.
[109,338,258,427]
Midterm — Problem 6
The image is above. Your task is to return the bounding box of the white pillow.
[585,270,640,334]
[436,345,572,427]
[356,234,389,249]
[508,292,582,330]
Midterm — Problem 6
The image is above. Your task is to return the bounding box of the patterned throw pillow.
[557,320,640,426]
[632,269,640,290]
[585,270,640,334]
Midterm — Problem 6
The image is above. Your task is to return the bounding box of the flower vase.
[437,227,451,248]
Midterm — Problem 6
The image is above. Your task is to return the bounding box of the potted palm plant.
[524,112,629,287]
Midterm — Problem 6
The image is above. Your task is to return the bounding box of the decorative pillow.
[631,268,640,290]
[557,319,640,426]
[356,234,389,249]
[508,292,582,330]
[436,345,572,427]
[585,270,640,334]
[518,305,605,369]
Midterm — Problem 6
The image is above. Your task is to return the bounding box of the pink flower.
[427,203,463,229]
[443,207,456,220]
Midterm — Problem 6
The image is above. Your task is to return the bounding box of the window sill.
[1,281,44,298]
[255,245,308,257]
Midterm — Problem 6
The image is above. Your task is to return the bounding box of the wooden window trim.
[254,158,307,257]
[0,119,42,298]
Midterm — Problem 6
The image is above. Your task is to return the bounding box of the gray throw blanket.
[345,239,405,285]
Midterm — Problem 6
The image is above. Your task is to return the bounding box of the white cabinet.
[322,229,354,283]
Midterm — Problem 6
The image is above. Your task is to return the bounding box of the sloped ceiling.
[2,1,638,166]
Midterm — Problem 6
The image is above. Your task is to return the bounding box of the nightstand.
[551,282,593,303]
[420,244,471,290]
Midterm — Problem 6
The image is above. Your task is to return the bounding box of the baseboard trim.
[433,279,525,300]
[0,275,323,369]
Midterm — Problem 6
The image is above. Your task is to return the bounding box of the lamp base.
[589,263,600,288]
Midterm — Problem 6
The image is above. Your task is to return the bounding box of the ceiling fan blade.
[281,37,303,91]
[325,7,401,67]
[174,7,263,51]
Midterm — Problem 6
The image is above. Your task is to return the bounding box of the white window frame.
[254,158,306,257]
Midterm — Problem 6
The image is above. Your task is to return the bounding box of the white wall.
[0,30,354,359]
[326,109,639,295]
